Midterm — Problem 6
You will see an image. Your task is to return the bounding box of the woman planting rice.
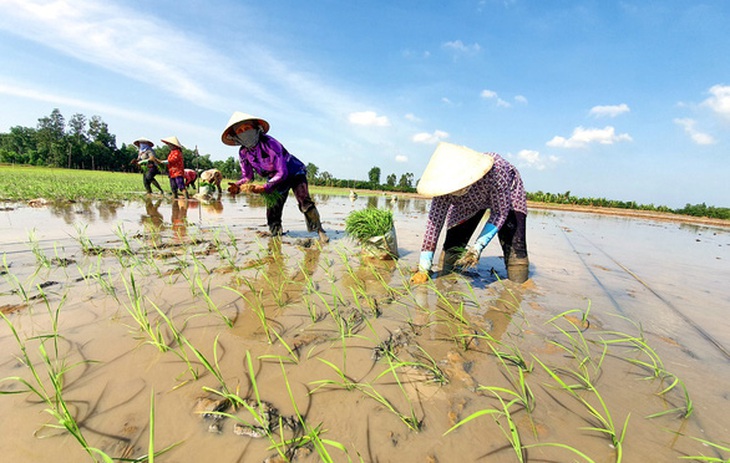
[411,142,529,283]
[221,112,328,242]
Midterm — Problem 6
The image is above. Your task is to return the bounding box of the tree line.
[0,108,417,193]
[0,109,727,219]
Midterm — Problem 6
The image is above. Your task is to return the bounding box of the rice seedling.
[195,275,233,327]
[309,358,360,393]
[148,300,200,383]
[73,223,102,255]
[678,435,730,462]
[224,283,274,343]
[27,229,52,270]
[0,311,116,462]
[534,355,630,461]
[276,361,353,462]
[182,334,235,397]
[113,224,134,256]
[344,208,394,241]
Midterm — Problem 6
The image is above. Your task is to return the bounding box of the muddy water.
[1,194,729,462]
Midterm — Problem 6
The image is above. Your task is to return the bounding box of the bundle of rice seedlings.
[345,208,394,242]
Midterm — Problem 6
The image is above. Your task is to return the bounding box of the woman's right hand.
[227,182,241,195]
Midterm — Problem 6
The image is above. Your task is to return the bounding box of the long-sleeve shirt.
[236,134,306,193]
[420,153,527,252]
[167,148,184,178]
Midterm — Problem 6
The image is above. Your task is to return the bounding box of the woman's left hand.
[249,184,266,194]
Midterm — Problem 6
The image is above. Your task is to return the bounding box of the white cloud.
[395,155,408,163]
[480,89,510,107]
[547,126,632,148]
[442,40,481,55]
[348,111,390,127]
[589,103,630,118]
[441,97,453,105]
[514,95,528,105]
[674,118,716,145]
[404,113,421,122]
[515,149,558,170]
[703,84,730,118]
[412,130,449,144]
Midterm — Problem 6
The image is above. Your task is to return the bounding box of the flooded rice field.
[1,193,729,462]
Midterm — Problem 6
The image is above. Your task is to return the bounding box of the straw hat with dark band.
[133,137,154,148]
[161,136,183,149]
[221,112,270,146]
[416,142,494,197]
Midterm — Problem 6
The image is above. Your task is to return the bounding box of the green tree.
[36,108,66,166]
[397,172,414,189]
[306,162,320,183]
[386,173,396,187]
[368,166,381,186]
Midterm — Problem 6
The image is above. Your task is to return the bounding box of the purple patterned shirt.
[420,153,527,252]
[236,134,306,193]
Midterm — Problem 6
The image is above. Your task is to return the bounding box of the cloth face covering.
[235,128,260,148]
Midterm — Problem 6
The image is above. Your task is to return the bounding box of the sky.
[0,0,728,209]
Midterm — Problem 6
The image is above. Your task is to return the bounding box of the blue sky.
[1,0,728,208]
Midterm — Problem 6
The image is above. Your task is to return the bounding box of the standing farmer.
[221,112,328,242]
[132,137,165,195]
[161,136,189,199]
[411,142,529,283]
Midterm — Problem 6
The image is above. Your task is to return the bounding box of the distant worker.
[411,142,529,284]
[221,112,328,242]
[161,136,189,199]
[183,168,197,190]
[132,137,165,195]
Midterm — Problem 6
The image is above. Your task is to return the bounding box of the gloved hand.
[227,182,241,195]
[249,184,267,194]
[456,223,498,268]
[410,251,433,285]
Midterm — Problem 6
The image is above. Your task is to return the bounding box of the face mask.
[235,128,260,148]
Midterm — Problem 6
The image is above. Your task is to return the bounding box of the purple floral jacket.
[236,134,306,193]
[420,153,528,252]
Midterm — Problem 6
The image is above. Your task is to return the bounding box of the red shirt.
[167,148,184,178]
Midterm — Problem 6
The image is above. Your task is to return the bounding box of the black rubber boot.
[304,207,329,242]
[269,223,283,237]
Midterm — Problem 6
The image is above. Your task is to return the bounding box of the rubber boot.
[269,223,283,237]
[506,255,529,283]
[304,207,329,243]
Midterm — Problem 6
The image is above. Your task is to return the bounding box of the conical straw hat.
[416,142,494,197]
[133,137,154,148]
[161,136,183,149]
[221,111,270,146]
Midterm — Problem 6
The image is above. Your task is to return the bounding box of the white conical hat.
[416,142,494,197]
[133,137,154,148]
[221,111,270,146]
[161,136,183,149]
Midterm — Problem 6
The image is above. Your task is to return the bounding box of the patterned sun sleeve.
[421,196,451,252]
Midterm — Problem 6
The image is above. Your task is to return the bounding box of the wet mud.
[1,193,729,462]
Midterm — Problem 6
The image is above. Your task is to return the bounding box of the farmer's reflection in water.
[230,238,322,340]
[171,199,189,241]
[139,197,165,246]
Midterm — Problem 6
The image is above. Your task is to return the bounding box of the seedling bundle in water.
[345,208,398,259]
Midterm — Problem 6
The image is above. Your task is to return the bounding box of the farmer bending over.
[411,142,529,284]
